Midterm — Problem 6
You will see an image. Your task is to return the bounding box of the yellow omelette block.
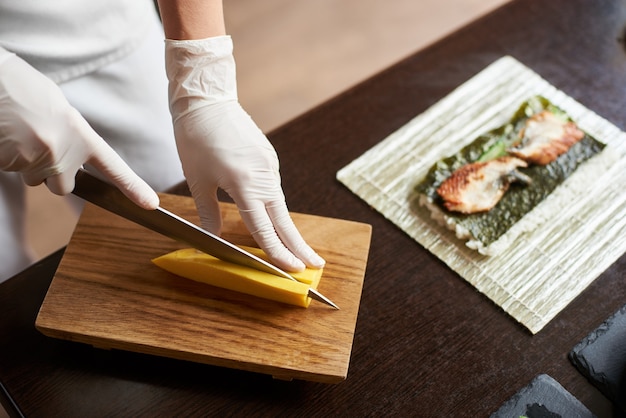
[152,246,323,308]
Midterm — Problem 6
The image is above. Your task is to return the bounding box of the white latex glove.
[0,48,159,209]
[165,36,325,272]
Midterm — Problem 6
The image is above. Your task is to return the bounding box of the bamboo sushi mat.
[337,56,626,334]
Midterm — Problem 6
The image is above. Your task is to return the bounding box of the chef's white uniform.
[0,1,185,282]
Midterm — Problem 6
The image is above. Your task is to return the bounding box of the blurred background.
[22,0,510,272]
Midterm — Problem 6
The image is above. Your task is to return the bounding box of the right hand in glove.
[165,36,325,272]
[0,48,159,209]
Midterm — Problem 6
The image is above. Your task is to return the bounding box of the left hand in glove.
[165,36,325,272]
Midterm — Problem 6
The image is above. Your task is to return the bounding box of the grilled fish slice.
[437,156,530,214]
[508,110,585,165]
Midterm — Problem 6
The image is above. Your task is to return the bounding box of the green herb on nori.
[416,96,606,246]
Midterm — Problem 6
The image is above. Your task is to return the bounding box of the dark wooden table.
[2,0,626,416]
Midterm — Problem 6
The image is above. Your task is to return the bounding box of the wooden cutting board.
[35,193,372,383]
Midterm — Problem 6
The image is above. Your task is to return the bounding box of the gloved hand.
[165,36,325,272]
[0,48,159,209]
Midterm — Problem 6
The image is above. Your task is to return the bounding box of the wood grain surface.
[35,194,372,383]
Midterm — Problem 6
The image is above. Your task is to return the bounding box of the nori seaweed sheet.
[415,96,606,246]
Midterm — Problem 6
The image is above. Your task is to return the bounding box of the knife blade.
[71,169,338,309]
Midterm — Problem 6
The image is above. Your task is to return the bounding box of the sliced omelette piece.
[152,245,323,308]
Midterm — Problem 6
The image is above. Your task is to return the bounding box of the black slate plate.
[490,374,593,418]
[570,304,626,413]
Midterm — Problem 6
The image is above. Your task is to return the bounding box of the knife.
[71,169,338,309]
